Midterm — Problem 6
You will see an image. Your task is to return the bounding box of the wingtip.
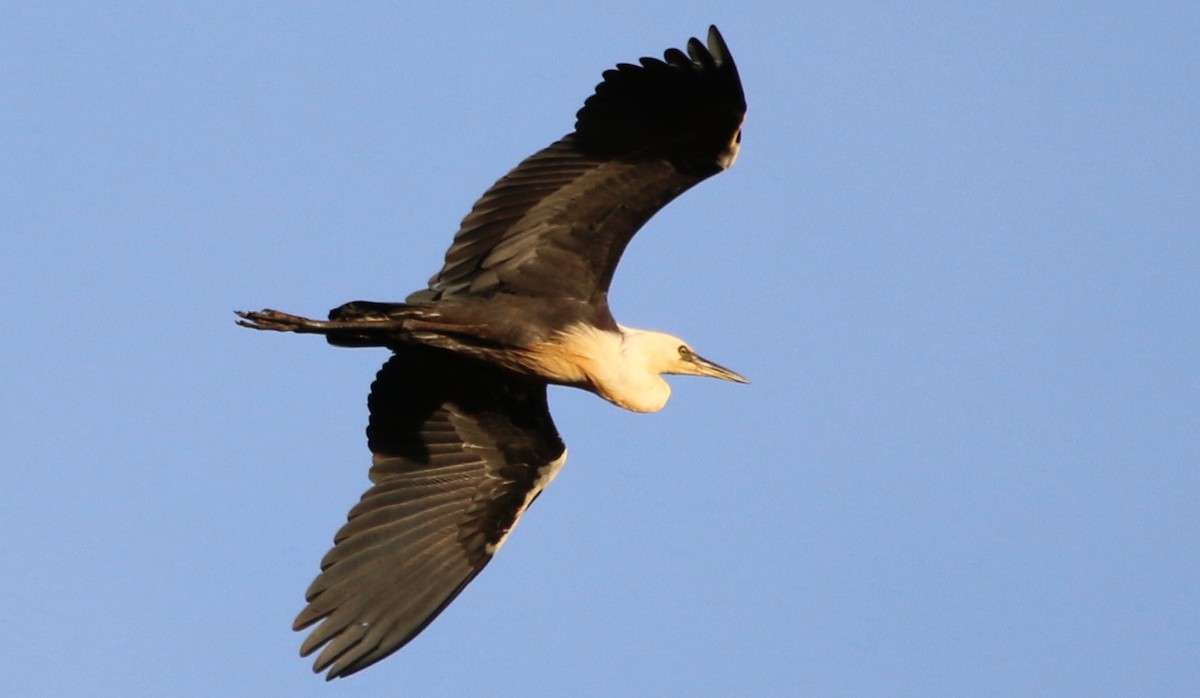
[572,25,745,165]
[705,25,735,69]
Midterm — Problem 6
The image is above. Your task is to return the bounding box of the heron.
[237,25,747,679]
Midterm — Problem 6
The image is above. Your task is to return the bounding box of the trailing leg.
[235,308,404,339]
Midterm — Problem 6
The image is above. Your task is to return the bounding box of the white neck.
[593,326,672,413]
[525,323,675,413]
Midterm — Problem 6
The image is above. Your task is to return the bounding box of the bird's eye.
[735,130,742,144]
[678,345,692,359]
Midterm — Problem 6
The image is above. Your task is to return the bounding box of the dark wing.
[415,25,745,304]
[294,346,565,679]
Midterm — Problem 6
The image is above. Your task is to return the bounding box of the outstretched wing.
[294,346,566,679]
[417,26,745,304]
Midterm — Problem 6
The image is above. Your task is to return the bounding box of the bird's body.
[238,26,746,679]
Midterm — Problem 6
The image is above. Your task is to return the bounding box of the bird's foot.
[235,309,328,333]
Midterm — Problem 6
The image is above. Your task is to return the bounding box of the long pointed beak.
[690,353,750,384]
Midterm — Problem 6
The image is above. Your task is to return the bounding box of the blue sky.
[3,2,1197,696]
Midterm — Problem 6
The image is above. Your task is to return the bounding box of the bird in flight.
[238,25,747,679]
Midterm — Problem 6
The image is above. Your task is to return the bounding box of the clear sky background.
[3,2,1197,696]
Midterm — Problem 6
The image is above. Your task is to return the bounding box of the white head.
[612,327,748,413]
